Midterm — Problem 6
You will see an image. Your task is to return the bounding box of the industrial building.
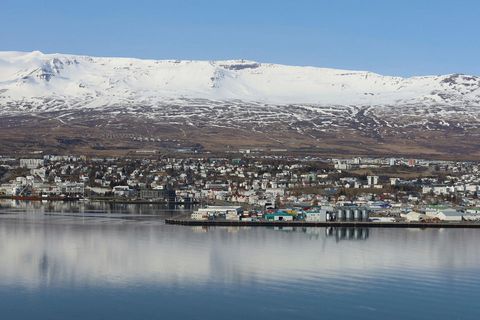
[336,206,370,221]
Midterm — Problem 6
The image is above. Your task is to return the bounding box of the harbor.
[165,217,480,228]
[172,204,480,228]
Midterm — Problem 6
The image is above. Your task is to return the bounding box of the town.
[1,152,480,224]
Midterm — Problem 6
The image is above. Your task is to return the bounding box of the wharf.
[165,218,480,228]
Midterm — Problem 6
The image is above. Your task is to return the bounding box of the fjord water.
[0,201,479,320]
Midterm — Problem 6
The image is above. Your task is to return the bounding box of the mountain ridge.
[1,51,480,110]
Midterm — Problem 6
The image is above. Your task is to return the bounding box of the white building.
[367,176,379,186]
[463,209,480,221]
[20,159,45,169]
[426,208,463,221]
[265,188,285,197]
[401,211,426,222]
[226,211,240,221]
[304,210,327,222]
[390,178,400,186]
[113,186,135,197]
[191,211,208,220]
[334,161,351,170]
[196,206,242,218]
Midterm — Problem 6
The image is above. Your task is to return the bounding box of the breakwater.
[165,218,480,228]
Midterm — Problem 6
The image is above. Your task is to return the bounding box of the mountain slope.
[1,51,480,158]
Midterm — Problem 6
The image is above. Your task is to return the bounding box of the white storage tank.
[362,209,369,221]
[345,209,353,220]
[354,209,361,220]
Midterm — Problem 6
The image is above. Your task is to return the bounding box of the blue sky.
[1,0,479,76]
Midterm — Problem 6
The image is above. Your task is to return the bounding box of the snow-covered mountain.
[1,50,480,111]
[1,51,480,157]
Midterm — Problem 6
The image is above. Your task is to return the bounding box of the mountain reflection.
[0,213,479,289]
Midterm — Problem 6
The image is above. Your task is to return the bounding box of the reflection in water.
[325,227,369,241]
[0,214,479,289]
[0,199,193,216]
[271,226,369,241]
[0,201,479,320]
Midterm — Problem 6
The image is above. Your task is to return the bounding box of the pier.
[165,218,480,228]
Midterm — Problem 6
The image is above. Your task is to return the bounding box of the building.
[367,176,379,186]
[426,207,463,221]
[191,211,208,220]
[304,209,327,222]
[59,182,85,197]
[20,159,45,169]
[463,209,480,221]
[140,188,176,202]
[401,211,427,222]
[390,178,400,186]
[334,161,351,170]
[226,211,240,221]
[195,206,243,218]
[264,212,294,221]
[0,183,17,196]
[113,186,136,197]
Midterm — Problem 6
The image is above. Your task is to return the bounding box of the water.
[0,201,479,319]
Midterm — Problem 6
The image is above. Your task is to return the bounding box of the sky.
[1,0,479,76]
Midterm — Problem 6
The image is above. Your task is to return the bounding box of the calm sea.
[0,200,479,320]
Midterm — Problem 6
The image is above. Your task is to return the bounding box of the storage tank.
[362,209,369,221]
[345,209,353,220]
[354,209,361,220]
[337,209,346,221]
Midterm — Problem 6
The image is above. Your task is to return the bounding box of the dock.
[165,218,480,228]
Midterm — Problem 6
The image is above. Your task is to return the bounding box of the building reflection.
[325,227,369,241]
[0,199,193,216]
[0,202,480,291]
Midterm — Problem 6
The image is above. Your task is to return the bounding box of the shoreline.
[0,196,198,205]
[165,218,480,228]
